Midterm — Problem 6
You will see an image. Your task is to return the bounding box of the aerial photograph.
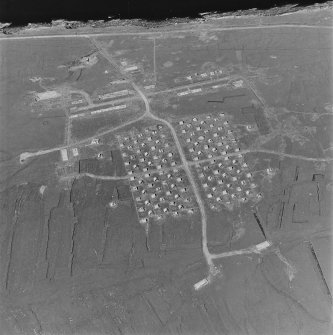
[0,0,332,334]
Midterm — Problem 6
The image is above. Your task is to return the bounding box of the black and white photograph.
[0,1,332,334]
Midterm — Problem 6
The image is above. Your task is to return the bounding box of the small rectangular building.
[35,90,61,101]
[60,149,68,162]
[255,241,272,252]
[72,148,79,157]
[177,91,190,96]
[124,66,138,72]
[194,278,209,291]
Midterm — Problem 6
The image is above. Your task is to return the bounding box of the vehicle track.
[19,114,146,163]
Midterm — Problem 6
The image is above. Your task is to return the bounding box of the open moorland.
[0,6,332,335]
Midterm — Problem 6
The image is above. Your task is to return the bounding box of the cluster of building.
[117,125,196,225]
[175,113,241,162]
[195,157,262,210]
[57,138,117,176]
[69,86,131,117]
[175,113,262,210]
[175,79,245,98]
[174,66,233,85]
[117,125,182,174]
[130,168,197,226]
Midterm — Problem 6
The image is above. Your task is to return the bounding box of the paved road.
[142,97,215,270]
[1,23,332,41]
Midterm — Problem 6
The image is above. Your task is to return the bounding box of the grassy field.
[0,7,332,334]
[0,38,94,155]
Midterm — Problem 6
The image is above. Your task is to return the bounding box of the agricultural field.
[0,6,332,335]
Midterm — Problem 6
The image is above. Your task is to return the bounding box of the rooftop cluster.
[117,125,182,175]
[195,157,262,211]
[130,168,197,225]
[176,112,263,210]
[117,125,196,226]
[174,67,232,84]
[176,113,241,162]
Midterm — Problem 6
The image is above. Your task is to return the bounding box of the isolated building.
[35,90,61,101]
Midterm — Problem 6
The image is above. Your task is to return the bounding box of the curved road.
[90,39,215,272]
[132,81,214,270]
